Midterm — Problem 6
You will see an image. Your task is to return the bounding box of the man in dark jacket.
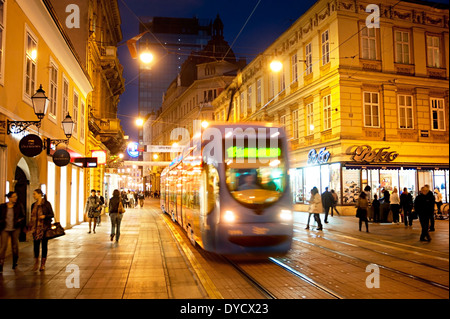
[414,185,435,241]
[321,187,334,223]
[0,192,26,271]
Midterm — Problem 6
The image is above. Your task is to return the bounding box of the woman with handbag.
[29,189,54,271]
[0,192,26,272]
[356,191,369,232]
[85,189,101,234]
[109,189,124,242]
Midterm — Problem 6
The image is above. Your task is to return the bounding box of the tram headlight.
[280,210,292,221]
[223,210,236,223]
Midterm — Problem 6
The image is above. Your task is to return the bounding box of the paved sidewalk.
[0,199,207,299]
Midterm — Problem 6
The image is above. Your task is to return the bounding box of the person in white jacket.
[305,187,323,231]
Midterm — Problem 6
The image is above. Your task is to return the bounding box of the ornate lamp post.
[6,85,49,134]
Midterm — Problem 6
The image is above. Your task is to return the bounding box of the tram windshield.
[224,138,287,207]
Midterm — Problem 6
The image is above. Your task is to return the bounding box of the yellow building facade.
[0,0,92,228]
[213,0,449,213]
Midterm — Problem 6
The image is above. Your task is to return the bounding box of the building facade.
[147,16,245,193]
[49,0,126,201]
[0,0,92,228]
[213,0,449,213]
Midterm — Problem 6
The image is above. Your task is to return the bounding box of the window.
[0,0,5,82]
[363,92,380,127]
[398,95,413,129]
[62,77,69,123]
[430,98,445,131]
[306,102,314,135]
[73,91,79,137]
[49,62,58,119]
[426,35,441,68]
[280,68,286,91]
[269,73,275,98]
[240,92,245,118]
[256,78,262,105]
[247,85,252,115]
[321,30,330,65]
[292,109,299,140]
[395,30,410,64]
[361,27,377,60]
[80,101,85,142]
[323,94,332,130]
[24,30,38,98]
[280,115,286,130]
[291,53,298,82]
[305,42,312,75]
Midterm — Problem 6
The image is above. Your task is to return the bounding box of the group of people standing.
[305,185,443,242]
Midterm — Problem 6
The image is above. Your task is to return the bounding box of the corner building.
[0,0,93,228]
[213,0,449,214]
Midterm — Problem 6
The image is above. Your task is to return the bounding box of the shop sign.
[127,142,140,158]
[91,150,107,165]
[19,134,43,157]
[308,147,330,165]
[53,149,71,167]
[351,145,399,163]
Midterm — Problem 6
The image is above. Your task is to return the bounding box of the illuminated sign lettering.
[226,146,281,159]
[351,145,399,163]
[127,142,140,158]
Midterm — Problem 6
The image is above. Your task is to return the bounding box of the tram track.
[224,256,344,299]
[293,224,449,273]
[291,231,449,293]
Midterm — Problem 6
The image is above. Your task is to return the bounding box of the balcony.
[100,46,125,96]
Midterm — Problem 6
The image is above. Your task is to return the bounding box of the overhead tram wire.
[221,0,262,62]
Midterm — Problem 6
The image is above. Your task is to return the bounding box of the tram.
[160,122,293,255]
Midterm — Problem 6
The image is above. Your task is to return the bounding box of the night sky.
[116,0,449,141]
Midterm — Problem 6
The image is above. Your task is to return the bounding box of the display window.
[380,169,399,192]
[434,170,448,203]
[342,167,360,205]
[304,165,320,202]
[399,169,416,195]
[290,168,304,204]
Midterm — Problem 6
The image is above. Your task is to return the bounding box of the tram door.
[176,168,183,228]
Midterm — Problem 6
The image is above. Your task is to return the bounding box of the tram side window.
[205,164,219,213]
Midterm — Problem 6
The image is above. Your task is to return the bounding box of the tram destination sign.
[226,146,281,159]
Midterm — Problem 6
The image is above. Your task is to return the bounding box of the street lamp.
[61,113,75,138]
[44,113,75,155]
[6,84,49,134]
[31,85,50,120]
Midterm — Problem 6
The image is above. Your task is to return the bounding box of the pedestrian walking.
[434,188,443,219]
[0,192,26,272]
[85,189,101,234]
[391,187,401,223]
[109,189,124,242]
[321,187,334,223]
[306,187,323,231]
[356,191,369,232]
[29,189,54,271]
[330,189,340,216]
[414,186,435,242]
[400,188,413,226]
[96,190,104,226]
[372,194,380,222]
[138,191,145,208]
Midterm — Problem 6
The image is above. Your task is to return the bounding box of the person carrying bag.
[109,189,124,243]
[356,191,369,232]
